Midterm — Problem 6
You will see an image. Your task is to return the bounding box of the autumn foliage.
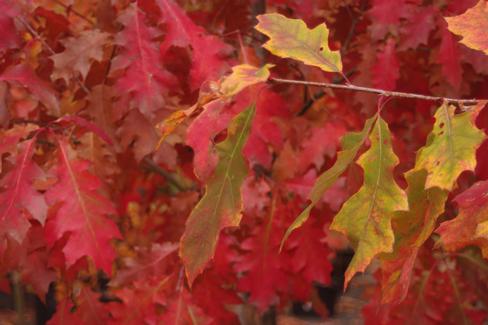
[1,0,488,324]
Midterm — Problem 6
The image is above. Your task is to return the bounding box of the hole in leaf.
[439,122,445,128]
[319,46,324,51]
[439,130,444,136]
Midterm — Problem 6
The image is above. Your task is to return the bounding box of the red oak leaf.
[437,25,463,90]
[234,201,295,311]
[50,30,110,83]
[437,180,488,258]
[117,109,160,162]
[243,89,288,168]
[364,253,488,324]
[286,214,333,289]
[186,98,244,180]
[0,0,21,52]
[110,243,177,287]
[45,139,121,274]
[192,273,241,324]
[155,0,231,89]
[0,64,60,115]
[160,289,212,325]
[112,3,175,117]
[0,137,46,243]
[108,276,174,325]
[399,5,436,50]
[372,38,400,90]
[0,124,38,173]
[368,0,408,40]
[48,287,109,325]
[235,226,288,310]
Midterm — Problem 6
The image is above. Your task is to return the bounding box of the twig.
[142,157,193,192]
[271,78,482,105]
[297,69,356,116]
[11,271,25,325]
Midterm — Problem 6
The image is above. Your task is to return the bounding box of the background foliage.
[1,0,488,324]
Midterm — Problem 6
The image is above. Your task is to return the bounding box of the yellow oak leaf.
[255,13,342,72]
[414,101,486,191]
[330,117,408,288]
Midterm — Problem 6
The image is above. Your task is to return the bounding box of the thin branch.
[297,69,357,116]
[142,157,194,192]
[271,78,483,106]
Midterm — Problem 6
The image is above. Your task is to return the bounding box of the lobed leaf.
[445,0,488,55]
[180,105,255,285]
[45,139,121,274]
[156,0,231,89]
[282,116,376,247]
[379,170,448,304]
[50,30,110,83]
[330,117,408,287]
[219,64,274,97]
[0,137,47,243]
[112,4,174,117]
[0,64,60,115]
[414,101,486,191]
[437,179,488,258]
[255,13,342,72]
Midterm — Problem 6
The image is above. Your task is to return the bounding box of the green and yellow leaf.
[282,116,376,248]
[255,13,342,73]
[180,105,255,285]
[219,64,274,97]
[330,117,408,287]
[414,101,486,191]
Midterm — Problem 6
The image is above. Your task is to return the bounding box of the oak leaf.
[219,64,274,97]
[255,13,342,72]
[51,30,110,83]
[445,0,488,55]
[437,180,488,258]
[156,0,231,89]
[330,117,408,287]
[0,64,60,115]
[438,27,463,90]
[180,106,255,285]
[45,139,120,274]
[414,101,486,191]
[0,1,20,52]
[379,170,448,304]
[0,137,47,243]
[372,38,399,91]
[112,4,174,117]
[283,117,376,246]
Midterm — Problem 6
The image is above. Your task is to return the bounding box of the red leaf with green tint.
[180,106,255,285]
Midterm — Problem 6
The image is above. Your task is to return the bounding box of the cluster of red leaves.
[0,0,488,324]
